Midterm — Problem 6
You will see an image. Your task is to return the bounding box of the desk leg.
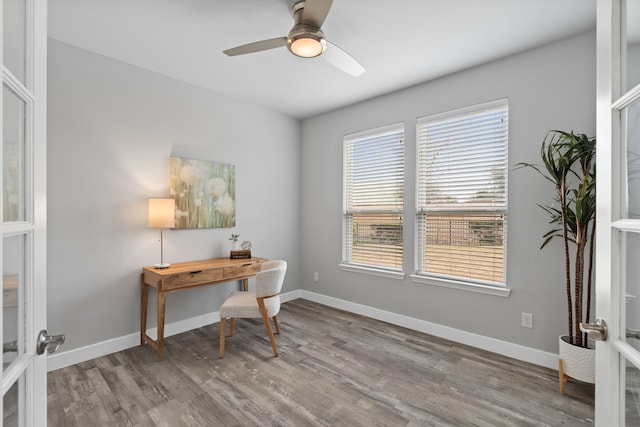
[157,290,167,360]
[140,274,148,347]
[241,278,248,291]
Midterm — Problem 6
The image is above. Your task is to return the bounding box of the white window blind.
[343,123,404,271]
[416,99,508,286]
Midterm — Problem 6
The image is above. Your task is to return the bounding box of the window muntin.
[343,123,404,271]
[416,99,508,286]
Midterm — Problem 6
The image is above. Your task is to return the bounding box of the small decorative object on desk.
[229,234,241,251]
[229,237,251,259]
[230,250,251,259]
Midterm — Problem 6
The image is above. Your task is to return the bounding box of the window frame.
[340,122,405,279]
[412,99,510,297]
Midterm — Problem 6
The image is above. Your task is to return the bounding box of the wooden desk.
[140,257,267,360]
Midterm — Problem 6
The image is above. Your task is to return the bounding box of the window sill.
[339,264,405,280]
[410,274,511,297]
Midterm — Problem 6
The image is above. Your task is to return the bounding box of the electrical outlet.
[313,272,319,282]
[521,312,533,328]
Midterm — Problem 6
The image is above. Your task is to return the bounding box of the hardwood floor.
[48,299,594,426]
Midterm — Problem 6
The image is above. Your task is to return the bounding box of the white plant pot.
[231,241,241,251]
[559,335,595,385]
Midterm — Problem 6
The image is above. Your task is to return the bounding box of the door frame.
[594,0,618,422]
[595,0,640,424]
[0,0,48,425]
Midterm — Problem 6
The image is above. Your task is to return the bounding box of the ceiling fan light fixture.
[289,34,326,58]
[223,0,365,76]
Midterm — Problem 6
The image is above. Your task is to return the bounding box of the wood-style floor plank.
[48,299,594,426]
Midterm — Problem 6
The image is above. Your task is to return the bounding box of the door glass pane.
[3,234,25,371]
[626,232,640,343]
[626,356,640,426]
[3,84,27,223]
[3,373,24,427]
[3,0,26,84]
[624,98,640,219]
[626,0,640,92]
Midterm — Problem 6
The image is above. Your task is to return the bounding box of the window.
[342,123,404,275]
[415,99,508,289]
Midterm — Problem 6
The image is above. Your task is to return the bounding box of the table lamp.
[148,198,175,269]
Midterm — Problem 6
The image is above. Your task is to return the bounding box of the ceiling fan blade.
[300,0,333,28]
[323,41,365,77]
[223,37,288,56]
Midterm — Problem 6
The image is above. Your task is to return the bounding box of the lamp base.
[153,263,171,269]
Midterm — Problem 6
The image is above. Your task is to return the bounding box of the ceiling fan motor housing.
[287,1,326,58]
[287,25,326,57]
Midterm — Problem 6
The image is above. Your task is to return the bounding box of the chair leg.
[272,316,280,334]
[219,317,226,359]
[257,298,279,357]
[229,318,235,337]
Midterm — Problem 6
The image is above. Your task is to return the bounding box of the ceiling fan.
[223,0,365,77]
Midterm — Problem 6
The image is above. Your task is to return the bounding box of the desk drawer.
[223,263,261,279]
[161,269,224,290]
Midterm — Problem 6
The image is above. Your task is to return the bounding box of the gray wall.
[47,39,301,351]
[300,32,596,354]
[47,30,596,358]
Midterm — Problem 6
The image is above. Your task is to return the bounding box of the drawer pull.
[189,270,203,275]
[242,263,252,267]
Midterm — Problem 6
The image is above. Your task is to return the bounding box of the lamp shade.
[148,198,175,228]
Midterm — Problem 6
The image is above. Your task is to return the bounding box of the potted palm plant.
[518,130,596,393]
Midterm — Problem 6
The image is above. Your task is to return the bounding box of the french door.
[1,0,48,425]
[595,0,640,424]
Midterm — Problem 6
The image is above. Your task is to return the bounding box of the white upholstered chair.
[218,260,287,358]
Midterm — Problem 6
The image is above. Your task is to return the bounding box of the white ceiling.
[48,0,597,119]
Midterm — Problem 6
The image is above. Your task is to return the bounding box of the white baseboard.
[46,290,303,371]
[47,289,556,371]
[298,290,558,370]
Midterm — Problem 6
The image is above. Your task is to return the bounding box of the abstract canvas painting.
[169,157,236,229]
